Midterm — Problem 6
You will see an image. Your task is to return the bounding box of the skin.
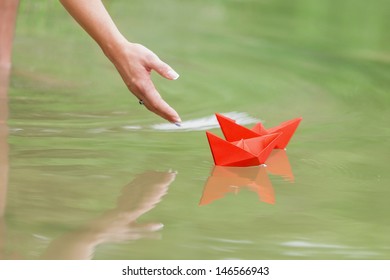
[59,0,182,124]
[0,0,19,259]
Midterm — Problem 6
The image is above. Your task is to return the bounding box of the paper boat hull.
[206,131,281,167]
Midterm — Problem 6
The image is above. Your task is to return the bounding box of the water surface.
[1,0,389,259]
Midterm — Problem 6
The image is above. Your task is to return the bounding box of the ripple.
[9,128,24,133]
[41,129,62,133]
[122,125,142,130]
[87,128,110,134]
[299,154,362,179]
[62,113,109,119]
[280,240,383,259]
[150,112,261,132]
[207,237,254,245]
[281,240,347,249]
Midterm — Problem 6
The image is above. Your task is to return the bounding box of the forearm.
[0,0,20,68]
[59,0,126,58]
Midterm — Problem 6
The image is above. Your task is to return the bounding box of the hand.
[106,42,181,124]
[59,0,182,124]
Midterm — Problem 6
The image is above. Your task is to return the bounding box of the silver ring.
[139,99,144,105]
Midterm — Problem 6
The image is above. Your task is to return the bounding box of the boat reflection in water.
[199,150,294,206]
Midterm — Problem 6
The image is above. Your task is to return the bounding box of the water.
[1,0,389,259]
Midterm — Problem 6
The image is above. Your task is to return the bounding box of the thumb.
[149,56,180,80]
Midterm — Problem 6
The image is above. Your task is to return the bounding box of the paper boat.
[206,131,282,167]
[215,113,302,149]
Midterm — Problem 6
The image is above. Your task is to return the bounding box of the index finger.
[136,78,181,124]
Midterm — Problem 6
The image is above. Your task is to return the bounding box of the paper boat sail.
[216,113,302,149]
[206,131,282,167]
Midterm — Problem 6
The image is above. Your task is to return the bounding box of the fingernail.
[167,69,180,80]
[174,122,181,127]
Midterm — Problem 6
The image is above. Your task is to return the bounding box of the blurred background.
[1,0,389,259]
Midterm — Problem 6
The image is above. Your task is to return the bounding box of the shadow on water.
[200,150,294,206]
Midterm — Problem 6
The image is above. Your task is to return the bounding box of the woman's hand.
[60,0,181,124]
[105,42,181,124]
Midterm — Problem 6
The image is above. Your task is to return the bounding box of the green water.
[1,0,389,259]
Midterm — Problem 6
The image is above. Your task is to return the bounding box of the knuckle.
[126,76,141,89]
[145,52,157,61]
[125,78,139,91]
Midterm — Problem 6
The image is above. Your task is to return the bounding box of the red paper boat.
[216,113,302,149]
[206,131,282,167]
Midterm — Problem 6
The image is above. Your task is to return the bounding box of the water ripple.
[280,240,382,258]
[281,240,347,249]
[150,112,261,132]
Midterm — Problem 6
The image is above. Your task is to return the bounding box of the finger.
[137,78,182,124]
[148,55,180,80]
[128,78,181,123]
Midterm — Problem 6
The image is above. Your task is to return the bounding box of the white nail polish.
[167,69,180,80]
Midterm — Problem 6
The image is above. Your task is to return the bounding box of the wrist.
[100,34,128,62]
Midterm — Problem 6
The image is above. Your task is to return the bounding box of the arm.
[59,0,181,124]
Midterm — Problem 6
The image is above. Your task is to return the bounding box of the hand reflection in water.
[41,171,176,260]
